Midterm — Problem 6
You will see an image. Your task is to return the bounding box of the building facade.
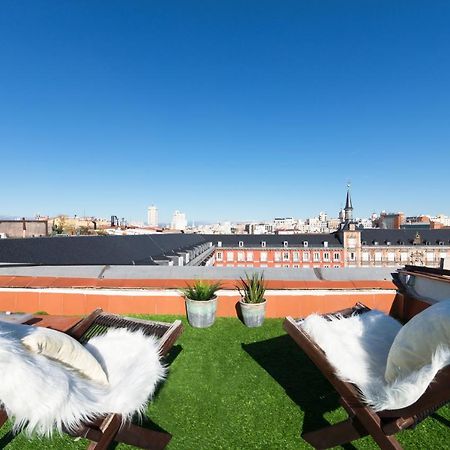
[210,190,450,269]
[147,205,158,227]
[171,210,187,231]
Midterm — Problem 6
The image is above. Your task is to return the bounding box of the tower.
[147,205,158,227]
[344,186,353,222]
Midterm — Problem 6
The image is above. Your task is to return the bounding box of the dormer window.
[303,241,309,248]
[385,241,391,246]
[261,241,266,248]
[283,241,288,248]
[238,241,244,248]
[438,240,444,246]
[217,241,222,247]
[373,241,379,245]
[398,240,404,245]
[323,241,328,248]
[425,240,431,246]
[362,240,367,245]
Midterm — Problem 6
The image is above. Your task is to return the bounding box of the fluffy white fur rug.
[0,325,166,436]
[301,310,450,411]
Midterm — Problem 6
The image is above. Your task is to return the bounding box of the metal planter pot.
[239,299,267,327]
[185,296,217,328]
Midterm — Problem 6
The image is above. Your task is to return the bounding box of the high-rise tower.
[147,205,158,227]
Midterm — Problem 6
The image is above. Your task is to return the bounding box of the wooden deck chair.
[283,304,450,450]
[0,309,183,450]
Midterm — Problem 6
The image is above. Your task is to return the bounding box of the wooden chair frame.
[0,309,183,450]
[283,304,450,450]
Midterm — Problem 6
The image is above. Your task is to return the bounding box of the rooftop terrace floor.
[1,316,449,449]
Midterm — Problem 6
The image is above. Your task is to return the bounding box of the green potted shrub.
[237,272,267,327]
[182,280,222,328]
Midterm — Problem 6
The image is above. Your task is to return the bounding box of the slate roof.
[1,229,449,266]
[0,234,211,265]
[360,229,450,246]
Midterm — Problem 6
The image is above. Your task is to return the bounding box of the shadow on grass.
[0,430,15,448]
[432,410,450,428]
[243,334,357,450]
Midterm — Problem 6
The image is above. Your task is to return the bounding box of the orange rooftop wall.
[0,276,396,318]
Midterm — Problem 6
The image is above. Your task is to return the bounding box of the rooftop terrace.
[1,314,449,449]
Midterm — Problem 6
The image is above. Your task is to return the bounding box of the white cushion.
[385,300,450,383]
[21,326,109,385]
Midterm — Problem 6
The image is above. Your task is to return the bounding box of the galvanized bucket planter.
[185,296,217,328]
[239,299,267,327]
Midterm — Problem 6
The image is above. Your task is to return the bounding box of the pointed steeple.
[344,184,353,222]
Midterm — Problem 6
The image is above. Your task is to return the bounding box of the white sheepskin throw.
[301,310,450,411]
[0,325,166,436]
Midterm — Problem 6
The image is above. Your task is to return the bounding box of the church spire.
[344,184,353,222]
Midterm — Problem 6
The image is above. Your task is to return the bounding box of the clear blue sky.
[1,1,449,223]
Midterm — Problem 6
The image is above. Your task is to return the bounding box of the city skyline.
[1,2,450,222]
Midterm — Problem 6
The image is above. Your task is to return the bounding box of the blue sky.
[1,1,449,224]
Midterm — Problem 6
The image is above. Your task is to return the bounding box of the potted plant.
[237,272,267,327]
[181,280,222,328]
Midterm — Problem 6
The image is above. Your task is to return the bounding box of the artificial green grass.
[1,317,449,449]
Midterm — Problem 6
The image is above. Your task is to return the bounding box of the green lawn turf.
[1,317,449,449]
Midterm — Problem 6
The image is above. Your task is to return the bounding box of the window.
[237,251,245,262]
[274,251,281,262]
[324,265,329,268]
[283,241,288,248]
[333,252,340,261]
[246,251,253,262]
[283,264,290,268]
[302,252,310,262]
[426,252,434,262]
[323,241,328,248]
[227,251,234,262]
[216,251,223,261]
[260,251,268,262]
[283,252,290,261]
[400,252,408,262]
[349,252,356,261]
[274,263,281,268]
[293,264,299,268]
[217,241,222,247]
[313,252,320,262]
[387,252,395,262]
[347,238,357,248]
[323,252,330,261]
[261,241,266,248]
[334,265,340,268]
[374,252,382,262]
[303,241,308,247]
[292,251,299,262]
[238,241,244,248]
[362,252,369,262]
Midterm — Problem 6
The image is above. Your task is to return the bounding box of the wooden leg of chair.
[0,408,8,428]
[302,417,368,449]
[87,413,121,450]
[115,422,172,450]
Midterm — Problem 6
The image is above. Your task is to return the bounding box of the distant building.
[377,212,405,229]
[212,189,450,269]
[0,218,48,238]
[171,210,187,231]
[147,205,158,227]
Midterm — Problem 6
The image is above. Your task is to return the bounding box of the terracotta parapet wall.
[0,287,396,318]
[0,275,396,291]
